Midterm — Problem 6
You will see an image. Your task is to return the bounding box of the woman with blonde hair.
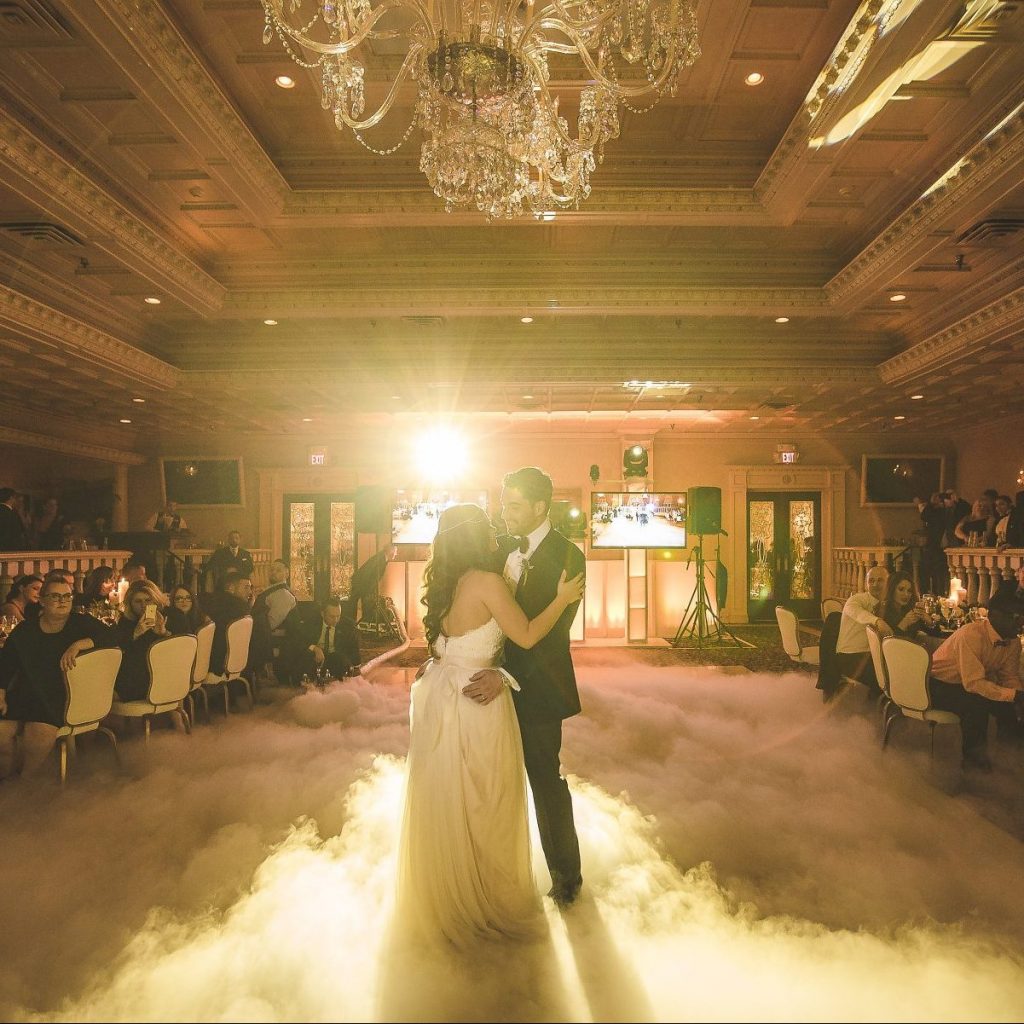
[113,580,169,700]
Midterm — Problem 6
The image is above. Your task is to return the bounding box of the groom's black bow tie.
[515,536,530,555]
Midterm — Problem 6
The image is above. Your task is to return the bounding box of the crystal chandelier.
[260,0,700,218]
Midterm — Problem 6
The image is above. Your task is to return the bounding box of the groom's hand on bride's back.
[464,669,505,706]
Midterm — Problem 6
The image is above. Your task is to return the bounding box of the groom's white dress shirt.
[503,519,551,590]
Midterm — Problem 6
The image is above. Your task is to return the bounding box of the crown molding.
[0,284,180,390]
[827,98,1024,307]
[0,106,225,315]
[83,0,287,211]
[878,283,1024,385]
[0,425,145,465]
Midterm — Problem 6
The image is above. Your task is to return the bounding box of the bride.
[396,503,585,947]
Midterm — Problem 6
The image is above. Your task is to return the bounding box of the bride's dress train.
[396,618,542,946]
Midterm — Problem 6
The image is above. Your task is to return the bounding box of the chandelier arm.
[516,5,617,48]
[269,0,435,56]
[521,54,602,150]
[332,45,422,130]
[534,17,684,99]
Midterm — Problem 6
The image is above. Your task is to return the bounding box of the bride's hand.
[557,570,585,605]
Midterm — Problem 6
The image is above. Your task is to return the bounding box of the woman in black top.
[879,571,929,637]
[166,586,208,636]
[0,577,114,778]
[113,580,169,701]
[1,574,43,625]
[75,566,117,614]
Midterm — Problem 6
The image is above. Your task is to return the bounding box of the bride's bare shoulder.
[461,568,503,593]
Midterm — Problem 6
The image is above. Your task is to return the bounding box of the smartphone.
[142,603,157,627]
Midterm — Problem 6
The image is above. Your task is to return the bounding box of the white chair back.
[147,634,198,705]
[821,597,844,620]
[865,624,888,695]
[224,616,254,675]
[64,647,122,727]
[775,606,802,660]
[881,636,931,713]
[193,621,215,684]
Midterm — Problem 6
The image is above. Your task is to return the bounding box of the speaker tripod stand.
[672,534,755,650]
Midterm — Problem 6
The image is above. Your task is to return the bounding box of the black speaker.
[354,485,392,533]
[686,486,722,535]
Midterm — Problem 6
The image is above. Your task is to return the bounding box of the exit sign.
[308,447,328,467]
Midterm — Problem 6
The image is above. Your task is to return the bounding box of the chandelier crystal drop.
[260,0,700,218]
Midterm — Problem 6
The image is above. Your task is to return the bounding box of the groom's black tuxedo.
[496,527,585,900]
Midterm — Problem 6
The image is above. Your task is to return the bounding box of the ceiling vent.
[401,316,444,327]
[956,217,1024,246]
[0,221,84,246]
[0,1,74,39]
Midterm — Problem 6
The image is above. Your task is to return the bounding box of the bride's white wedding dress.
[396,618,542,947]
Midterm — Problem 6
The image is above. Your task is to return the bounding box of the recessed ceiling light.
[749,415,760,421]
[275,75,295,89]
[119,418,132,424]
[910,393,924,400]
[391,394,401,399]
[144,296,161,305]
[131,397,145,403]
[263,318,278,326]
[889,293,907,302]
[302,417,313,422]
[894,415,906,420]
[775,316,790,324]
[745,72,764,86]
[540,211,556,222]
[522,394,534,400]
[520,316,534,324]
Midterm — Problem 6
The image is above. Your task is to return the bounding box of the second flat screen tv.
[590,492,688,549]
[392,489,489,545]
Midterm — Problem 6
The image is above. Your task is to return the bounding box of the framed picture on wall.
[160,457,245,507]
[860,454,945,507]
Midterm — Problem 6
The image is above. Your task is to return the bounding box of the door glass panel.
[329,502,356,598]
[748,500,775,600]
[788,499,816,600]
[289,502,316,601]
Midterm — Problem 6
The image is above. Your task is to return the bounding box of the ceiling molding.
[0,424,145,464]
[83,0,288,210]
[826,98,1024,308]
[878,282,1024,385]
[0,284,180,390]
[0,105,226,314]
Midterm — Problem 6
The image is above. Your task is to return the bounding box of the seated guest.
[249,560,296,676]
[205,531,255,590]
[123,558,147,584]
[0,487,28,551]
[76,566,117,613]
[0,576,115,779]
[1,575,43,624]
[878,571,929,638]
[113,580,169,701]
[836,566,891,691]
[200,570,253,674]
[283,596,360,683]
[166,586,209,636]
[929,592,1024,772]
[954,498,996,546]
[145,500,188,533]
[993,495,1013,547]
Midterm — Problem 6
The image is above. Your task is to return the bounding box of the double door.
[283,494,357,605]
[747,491,821,621]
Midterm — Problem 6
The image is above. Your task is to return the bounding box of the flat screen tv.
[392,489,489,545]
[590,492,688,549]
[160,457,244,507]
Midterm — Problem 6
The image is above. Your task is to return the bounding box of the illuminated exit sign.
[308,447,328,467]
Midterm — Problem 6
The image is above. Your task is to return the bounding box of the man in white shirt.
[145,500,187,532]
[836,566,891,691]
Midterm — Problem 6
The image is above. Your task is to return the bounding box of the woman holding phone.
[113,580,169,700]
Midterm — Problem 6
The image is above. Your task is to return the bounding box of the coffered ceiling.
[0,0,1023,458]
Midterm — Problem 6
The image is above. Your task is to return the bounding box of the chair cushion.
[899,708,960,726]
[111,699,183,717]
[55,722,101,738]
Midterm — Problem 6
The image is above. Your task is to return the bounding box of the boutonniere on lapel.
[518,556,533,590]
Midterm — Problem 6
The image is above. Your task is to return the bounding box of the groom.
[464,466,586,907]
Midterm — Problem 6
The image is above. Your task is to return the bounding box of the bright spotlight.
[413,426,469,483]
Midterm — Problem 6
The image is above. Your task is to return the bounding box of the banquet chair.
[880,635,960,761]
[111,634,197,743]
[203,616,254,715]
[821,597,844,620]
[865,624,892,721]
[57,647,122,786]
[185,621,215,726]
[775,605,820,667]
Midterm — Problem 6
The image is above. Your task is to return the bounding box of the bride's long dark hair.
[421,503,495,649]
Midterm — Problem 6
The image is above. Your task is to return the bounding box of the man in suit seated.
[283,595,360,683]
[200,570,253,674]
